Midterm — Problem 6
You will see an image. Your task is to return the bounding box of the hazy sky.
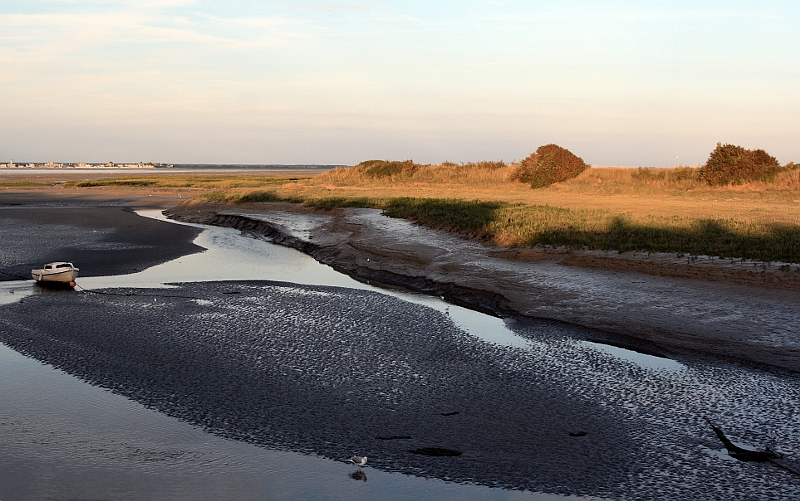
[1,1,798,165]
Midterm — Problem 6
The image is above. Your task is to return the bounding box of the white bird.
[348,456,368,467]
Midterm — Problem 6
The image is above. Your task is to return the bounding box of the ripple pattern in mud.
[0,281,798,500]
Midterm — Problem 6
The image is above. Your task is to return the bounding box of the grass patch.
[359,159,418,179]
[51,161,800,263]
[304,196,383,209]
[496,207,800,263]
[319,160,515,186]
[293,196,800,263]
[204,190,303,204]
[0,181,56,187]
[382,198,506,235]
[65,175,311,190]
[630,166,702,184]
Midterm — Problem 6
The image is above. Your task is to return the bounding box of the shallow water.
[581,341,684,371]
[0,343,576,501]
[0,210,596,501]
[0,208,682,367]
[2,209,798,500]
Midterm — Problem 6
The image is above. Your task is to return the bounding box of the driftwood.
[706,419,800,476]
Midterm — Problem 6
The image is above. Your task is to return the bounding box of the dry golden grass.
[65,174,310,190]
[53,163,800,261]
[320,161,516,186]
[280,165,800,226]
[58,164,800,227]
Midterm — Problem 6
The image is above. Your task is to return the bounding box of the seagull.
[348,456,368,468]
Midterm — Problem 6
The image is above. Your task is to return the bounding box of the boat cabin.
[44,263,75,270]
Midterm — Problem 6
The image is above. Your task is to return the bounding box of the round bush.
[512,144,589,188]
[700,143,780,185]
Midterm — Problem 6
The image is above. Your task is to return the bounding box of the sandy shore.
[167,200,800,373]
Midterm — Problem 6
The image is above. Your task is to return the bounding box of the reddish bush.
[511,144,589,188]
[700,143,781,185]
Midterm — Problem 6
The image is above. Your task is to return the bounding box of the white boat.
[31,262,79,284]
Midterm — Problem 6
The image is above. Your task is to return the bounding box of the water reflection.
[0,210,596,501]
[0,280,34,305]
[582,341,684,371]
[349,470,368,482]
[0,342,586,501]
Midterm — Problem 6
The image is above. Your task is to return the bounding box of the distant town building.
[0,160,168,169]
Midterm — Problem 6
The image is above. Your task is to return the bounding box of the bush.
[630,166,701,183]
[354,160,418,179]
[462,161,507,170]
[700,143,781,185]
[511,144,589,188]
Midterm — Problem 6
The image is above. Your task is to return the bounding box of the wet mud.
[1,281,799,499]
[167,201,800,372]
[0,205,202,281]
[0,281,637,498]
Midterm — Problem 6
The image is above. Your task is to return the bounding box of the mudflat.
[3,185,799,372]
[1,187,799,500]
[168,200,800,373]
[0,191,202,281]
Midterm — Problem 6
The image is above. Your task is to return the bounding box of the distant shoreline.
[0,164,342,171]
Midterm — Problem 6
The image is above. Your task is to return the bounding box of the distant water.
[0,165,340,175]
[171,164,342,170]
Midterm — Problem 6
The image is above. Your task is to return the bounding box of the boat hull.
[31,269,79,283]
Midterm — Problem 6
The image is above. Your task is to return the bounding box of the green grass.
[205,190,303,204]
[55,170,800,263]
[294,196,800,263]
[65,175,309,189]
[497,207,800,263]
[0,181,56,187]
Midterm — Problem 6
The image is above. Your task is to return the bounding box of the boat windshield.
[56,264,72,269]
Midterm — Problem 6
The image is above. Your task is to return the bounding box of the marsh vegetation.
[56,145,800,263]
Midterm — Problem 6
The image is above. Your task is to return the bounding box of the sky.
[1,1,798,166]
